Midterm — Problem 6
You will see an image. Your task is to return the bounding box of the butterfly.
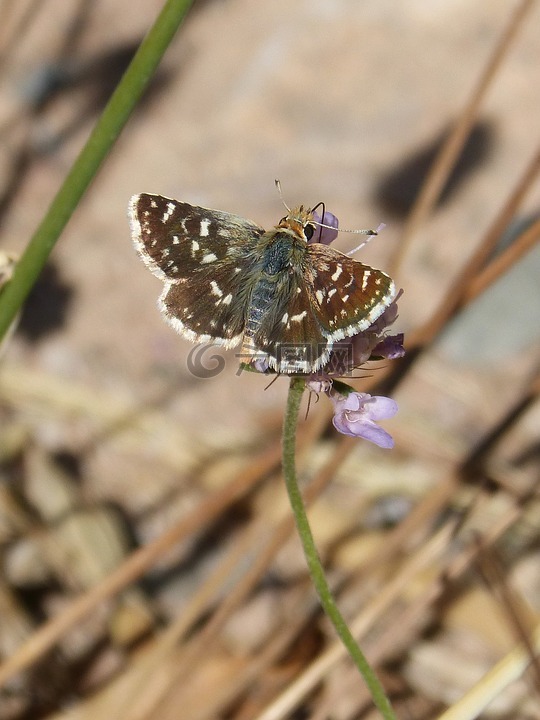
[129,193,396,374]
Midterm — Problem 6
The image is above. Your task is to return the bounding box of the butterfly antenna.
[311,201,326,242]
[345,222,386,256]
[274,179,291,213]
[308,203,381,246]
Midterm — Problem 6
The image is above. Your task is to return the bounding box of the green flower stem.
[283,377,397,720]
[0,0,195,342]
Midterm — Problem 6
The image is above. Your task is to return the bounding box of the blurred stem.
[282,377,396,720]
[0,0,195,341]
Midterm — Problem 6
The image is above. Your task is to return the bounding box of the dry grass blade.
[411,143,540,349]
[127,437,353,720]
[255,520,459,720]
[462,370,540,477]
[0,443,281,688]
[464,216,540,304]
[435,622,540,720]
[0,0,46,75]
[475,543,540,694]
[390,0,536,274]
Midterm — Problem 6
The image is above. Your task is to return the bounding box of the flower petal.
[312,210,339,245]
[329,390,397,448]
[365,395,399,421]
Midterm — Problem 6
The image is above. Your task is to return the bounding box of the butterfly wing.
[250,243,396,373]
[305,243,397,339]
[129,194,265,347]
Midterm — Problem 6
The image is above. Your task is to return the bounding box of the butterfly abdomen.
[240,235,295,353]
[241,275,277,352]
[244,276,276,336]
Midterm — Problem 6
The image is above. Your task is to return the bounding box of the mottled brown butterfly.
[129,194,396,374]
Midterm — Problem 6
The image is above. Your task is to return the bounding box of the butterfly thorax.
[241,217,310,360]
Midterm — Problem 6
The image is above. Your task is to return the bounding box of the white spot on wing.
[290,311,307,322]
[361,271,371,291]
[210,280,222,297]
[161,201,176,223]
[331,266,342,282]
[202,252,218,264]
[200,219,210,237]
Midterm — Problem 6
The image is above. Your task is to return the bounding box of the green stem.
[0,0,195,341]
[283,377,397,720]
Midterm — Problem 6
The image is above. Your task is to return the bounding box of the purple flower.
[329,391,398,448]
[311,210,339,245]
[372,333,405,360]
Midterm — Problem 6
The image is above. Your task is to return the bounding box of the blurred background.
[0,1,539,718]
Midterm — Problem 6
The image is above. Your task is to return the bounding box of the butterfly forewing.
[130,194,264,281]
[130,194,264,346]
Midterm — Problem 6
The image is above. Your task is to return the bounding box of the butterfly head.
[277,205,317,242]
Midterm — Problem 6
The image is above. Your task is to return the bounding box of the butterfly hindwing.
[248,244,396,372]
[304,244,397,339]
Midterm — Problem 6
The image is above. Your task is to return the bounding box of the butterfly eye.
[304,223,315,240]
